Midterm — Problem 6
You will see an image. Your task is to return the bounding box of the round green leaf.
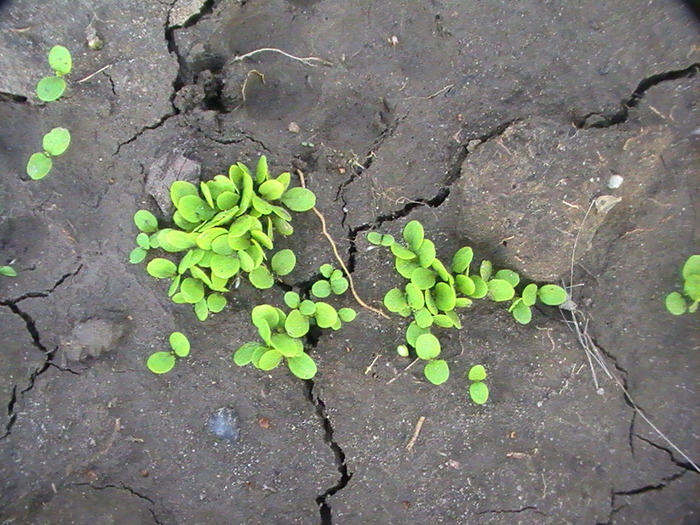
[434,282,457,311]
[285,310,310,338]
[147,351,176,374]
[196,227,227,250]
[42,127,71,156]
[487,279,515,302]
[397,345,410,357]
[455,274,475,296]
[414,308,433,329]
[538,284,568,306]
[331,276,349,295]
[405,283,425,310]
[194,298,209,321]
[270,333,304,357]
[252,304,280,330]
[271,249,296,276]
[181,277,205,303]
[684,274,700,301]
[396,258,421,279]
[249,266,274,289]
[136,233,150,250]
[26,152,52,180]
[211,235,234,255]
[480,260,493,281]
[251,195,273,215]
[446,310,462,329]
[258,349,283,371]
[216,191,239,210]
[256,155,269,183]
[469,275,488,298]
[367,232,383,245]
[210,254,240,279]
[391,242,417,260]
[416,239,436,268]
[146,258,177,279]
[177,194,206,223]
[380,234,395,247]
[207,293,227,313]
[169,332,191,357]
[173,211,198,232]
[319,264,334,278]
[454,297,472,308]
[424,288,438,315]
[163,230,197,251]
[233,341,264,366]
[259,179,285,201]
[384,288,408,313]
[470,381,489,404]
[522,283,538,306]
[512,302,532,324]
[431,258,451,283]
[406,321,430,347]
[134,209,159,233]
[314,302,338,328]
[170,181,199,207]
[48,45,72,75]
[452,246,474,274]
[36,76,66,102]
[284,291,301,308]
[403,220,424,251]
[415,333,441,360]
[237,250,255,272]
[468,365,487,381]
[411,267,436,290]
[424,359,449,385]
[299,300,317,316]
[281,187,316,212]
[682,255,700,279]
[495,269,520,287]
[129,247,147,264]
[312,280,332,298]
[432,314,454,328]
[338,307,357,322]
[287,353,317,379]
[664,292,687,315]
[178,249,205,274]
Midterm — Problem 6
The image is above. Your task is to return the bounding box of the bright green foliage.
[26,153,52,180]
[147,331,192,374]
[310,264,349,299]
[0,266,17,277]
[36,46,72,102]
[467,365,489,404]
[665,254,700,315]
[26,128,72,180]
[367,220,576,394]
[132,156,314,321]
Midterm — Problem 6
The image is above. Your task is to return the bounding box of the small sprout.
[169,332,191,357]
[42,127,71,156]
[0,266,18,277]
[26,153,52,180]
[424,359,449,385]
[129,247,148,264]
[467,365,487,381]
[284,291,301,309]
[48,45,72,76]
[469,381,489,405]
[338,307,357,322]
[36,76,66,102]
[396,344,409,357]
[415,333,441,360]
[147,352,176,374]
[665,255,700,315]
[312,279,332,298]
[537,284,568,306]
[134,210,159,233]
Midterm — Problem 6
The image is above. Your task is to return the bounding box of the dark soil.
[1,1,698,524]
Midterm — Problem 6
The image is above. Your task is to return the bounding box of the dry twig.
[77,64,113,83]
[406,416,426,452]
[232,48,332,67]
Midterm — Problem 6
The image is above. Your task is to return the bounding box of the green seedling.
[36,45,72,102]
[467,365,489,404]
[370,220,569,389]
[233,298,357,379]
[311,263,349,298]
[0,265,17,277]
[147,331,191,374]
[132,156,316,321]
[26,127,71,180]
[665,254,700,315]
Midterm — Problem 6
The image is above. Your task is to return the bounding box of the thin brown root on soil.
[296,169,389,319]
[387,357,419,385]
[232,47,333,67]
[406,416,426,452]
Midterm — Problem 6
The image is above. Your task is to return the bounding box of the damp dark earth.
[1,1,699,524]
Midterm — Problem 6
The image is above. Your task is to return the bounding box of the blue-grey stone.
[208,407,240,442]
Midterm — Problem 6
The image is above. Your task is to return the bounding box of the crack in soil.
[84,483,163,525]
[632,433,700,473]
[614,470,687,497]
[345,119,517,273]
[0,92,30,105]
[476,506,546,516]
[6,264,83,304]
[575,63,699,128]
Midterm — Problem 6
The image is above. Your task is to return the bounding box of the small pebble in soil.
[607,174,623,189]
[208,407,240,442]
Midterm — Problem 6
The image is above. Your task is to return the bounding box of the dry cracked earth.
[0,1,698,524]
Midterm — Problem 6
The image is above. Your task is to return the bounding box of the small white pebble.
[607,174,623,189]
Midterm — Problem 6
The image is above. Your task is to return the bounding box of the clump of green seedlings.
[311,263,349,298]
[36,45,72,102]
[26,127,71,180]
[147,332,191,374]
[665,254,700,315]
[233,275,357,379]
[467,365,488,404]
[368,220,568,391]
[0,265,17,277]
[131,156,316,321]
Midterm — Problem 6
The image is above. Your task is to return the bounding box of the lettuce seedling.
[147,331,191,374]
[310,263,349,298]
[665,254,700,315]
[36,45,71,102]
[0,265,17,277]
[467,365,489,404]
[132,156,316,321]
[370,220,569,389]
[26,127,71,180]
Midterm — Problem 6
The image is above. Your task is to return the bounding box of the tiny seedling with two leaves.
[665,255,700,315]
[27,46,73,180]
[147,332,191,374]
[370,220,569,400]
[132,156,316,322]
[0,265,17,277]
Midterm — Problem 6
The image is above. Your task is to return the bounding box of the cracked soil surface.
[0,1,698,524]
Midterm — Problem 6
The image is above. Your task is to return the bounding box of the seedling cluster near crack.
[665,254,700,315]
